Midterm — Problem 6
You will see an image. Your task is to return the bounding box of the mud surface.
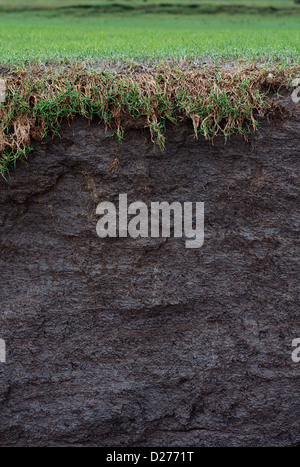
[0,101,300,447]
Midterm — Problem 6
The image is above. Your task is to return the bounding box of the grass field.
[0,0,298,12]
[0,12,299,64]
[0,1,299,175]
[0,0,298,64]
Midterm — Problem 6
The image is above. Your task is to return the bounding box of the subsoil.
[0,97,299,447]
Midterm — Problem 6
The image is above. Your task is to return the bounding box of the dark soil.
[0,99,299,446]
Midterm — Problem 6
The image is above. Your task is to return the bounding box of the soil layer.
[0,100,300,446]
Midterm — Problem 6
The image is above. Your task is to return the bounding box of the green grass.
[0,0,298,11]
[0,65,285,176]
[0,1,298,176]
[0,0,298,64]
[0,12,299,64]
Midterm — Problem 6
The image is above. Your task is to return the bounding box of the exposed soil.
[0,98,299,447]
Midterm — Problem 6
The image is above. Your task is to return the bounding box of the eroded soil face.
[0,103,300,446]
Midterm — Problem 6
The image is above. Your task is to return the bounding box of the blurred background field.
[0,0,299,12]
[0,0,298,63]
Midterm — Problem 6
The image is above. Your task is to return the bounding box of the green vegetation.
[0,0,297,64]
[0,13,299,63]
[0,1,298,176]
[0,65,298,177]
[0,0,299,14]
